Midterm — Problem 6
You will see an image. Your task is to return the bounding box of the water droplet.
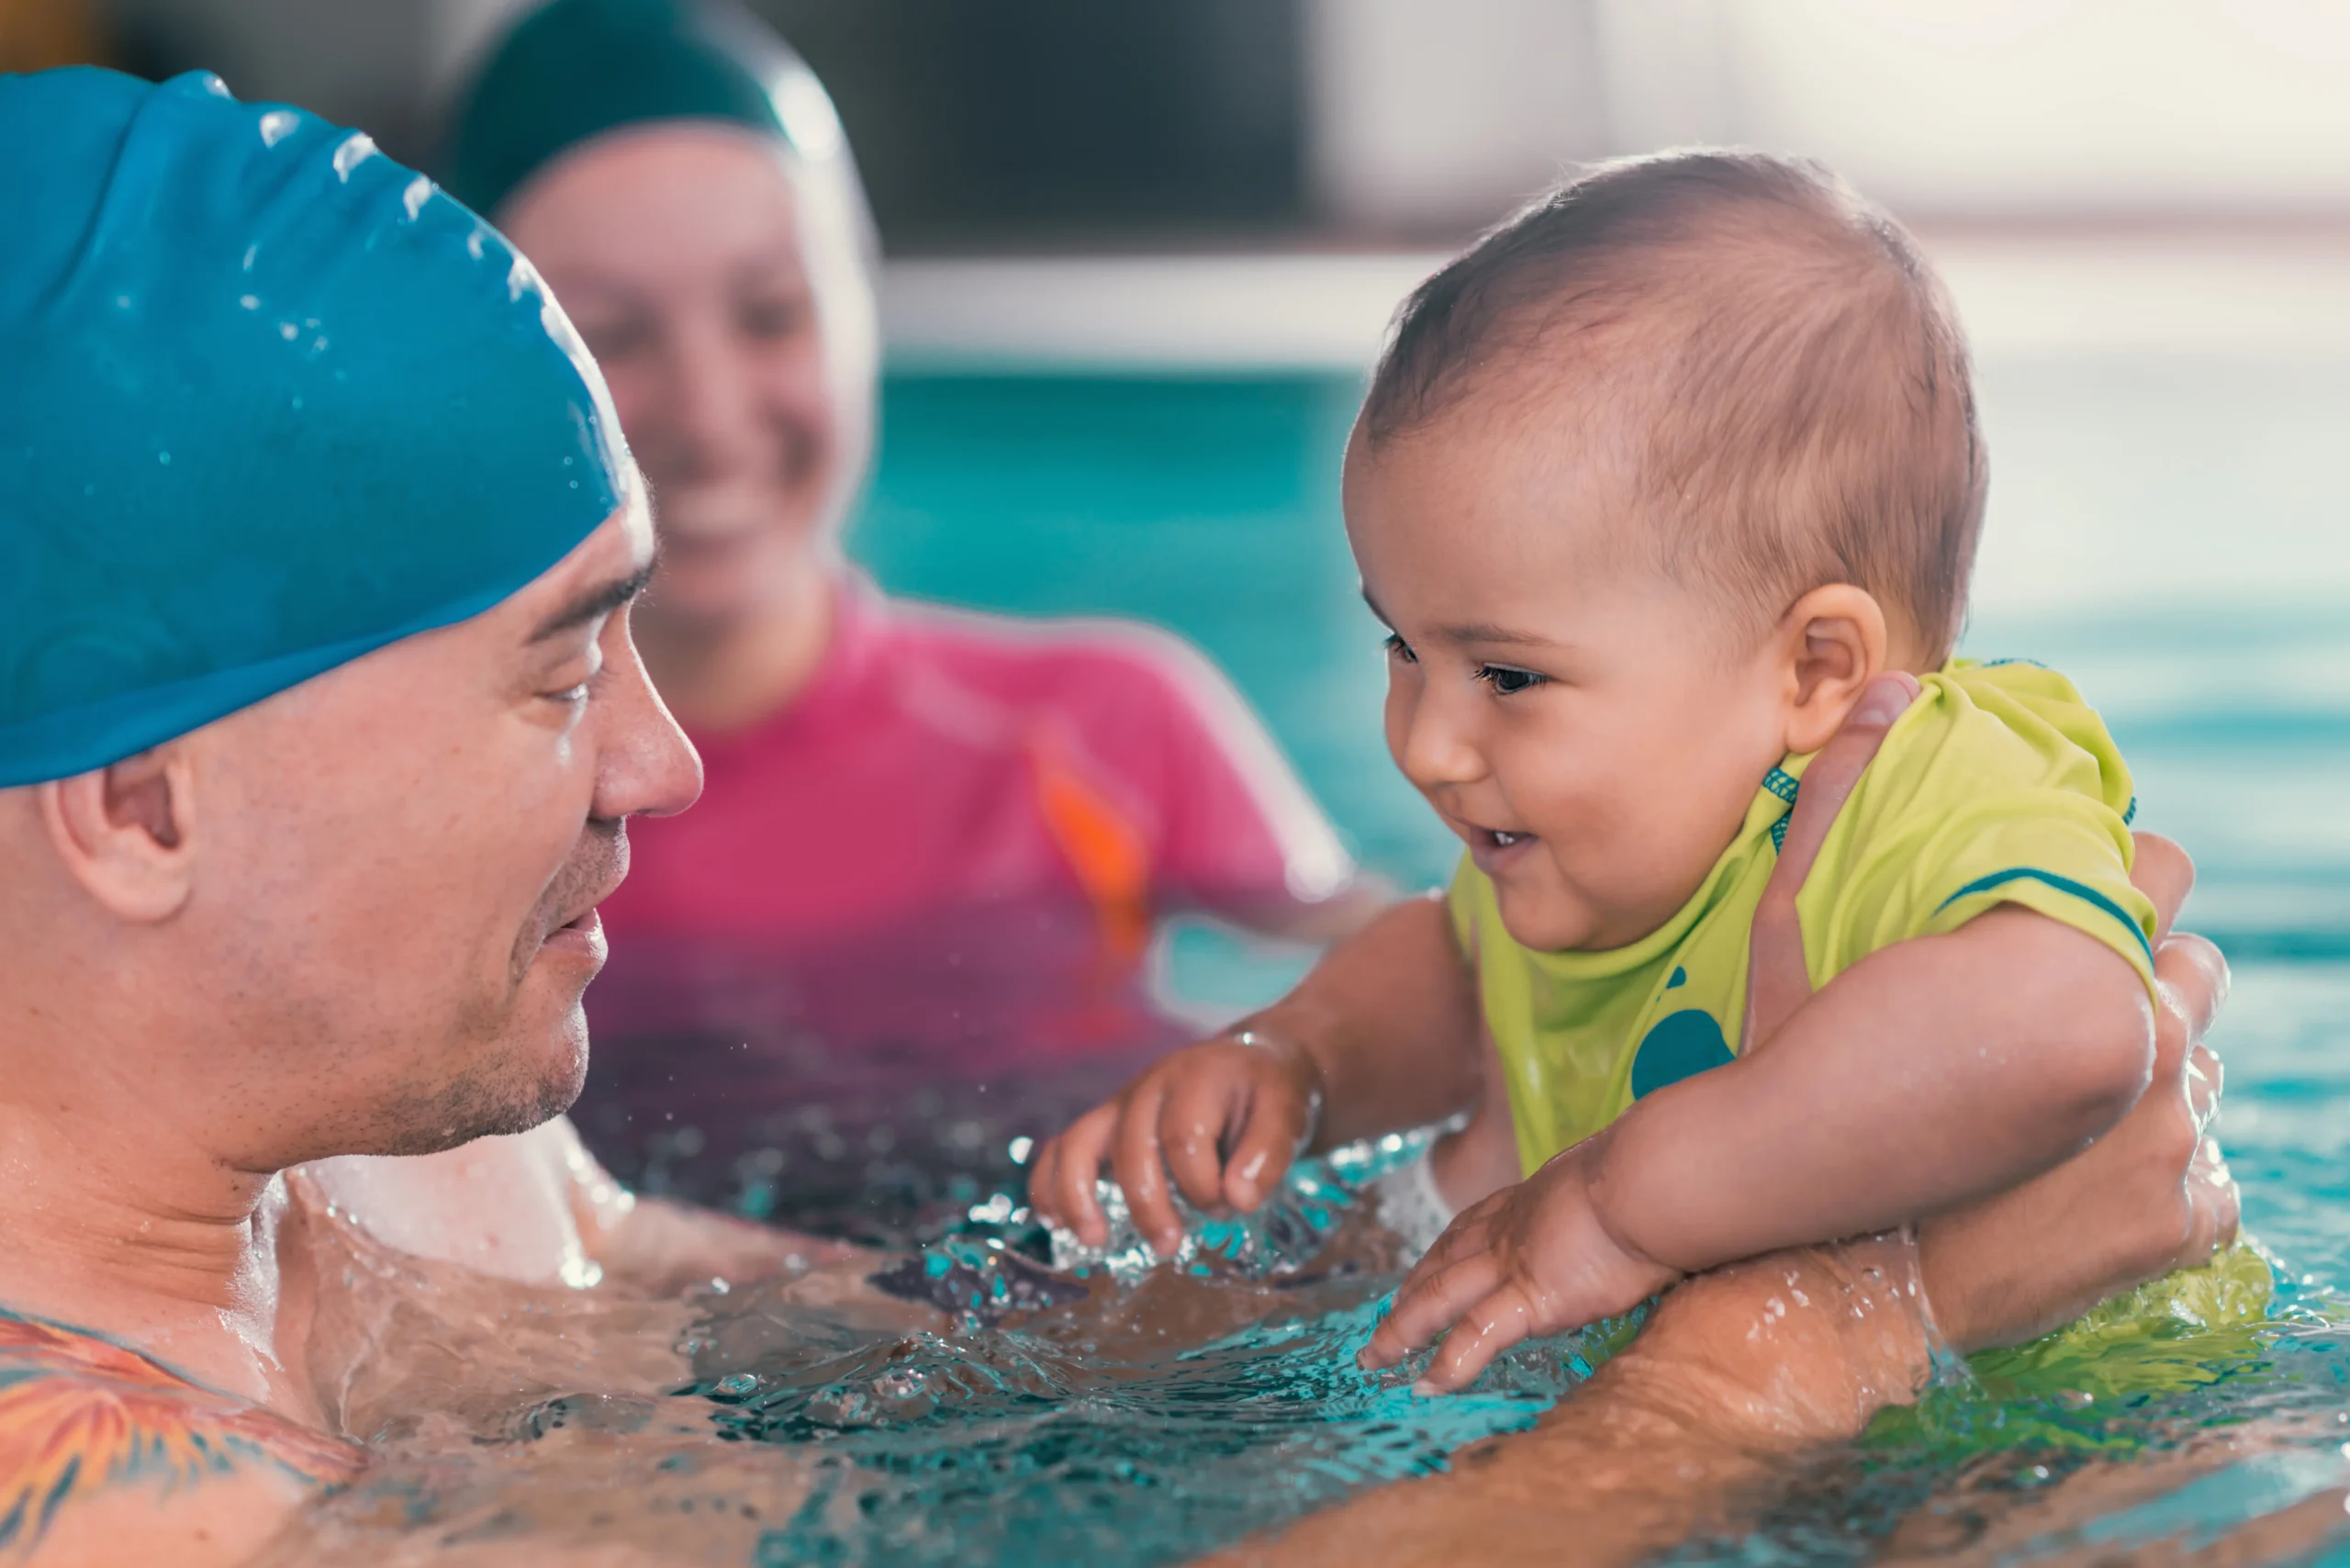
[156,451,171,465]
[279,322,297,341]
[331,132,376,182]
[239,294,259,310]
[258,109,298,148]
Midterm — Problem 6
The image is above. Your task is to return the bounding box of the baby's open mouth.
[1467,824,1539,869]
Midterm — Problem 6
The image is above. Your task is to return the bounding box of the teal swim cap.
[443,0,852,220]
[0,68,628,789]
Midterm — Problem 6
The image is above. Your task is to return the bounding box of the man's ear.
[37,745,199,923]
[1777,584,1890,756]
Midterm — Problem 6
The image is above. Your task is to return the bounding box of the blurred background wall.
[9,0,2350,968]
[28,0,2350,243]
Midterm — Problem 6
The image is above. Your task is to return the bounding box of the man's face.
[186,496,701,1160]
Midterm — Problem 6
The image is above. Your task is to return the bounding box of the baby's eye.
[1382,633,1418,665]
[1474,664,1547,695]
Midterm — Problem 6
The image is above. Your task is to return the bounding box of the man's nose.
[593,630,703,821]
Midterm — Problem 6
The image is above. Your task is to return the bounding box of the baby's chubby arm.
[1364,904,2154,1391]
[1029,893,1482,1253]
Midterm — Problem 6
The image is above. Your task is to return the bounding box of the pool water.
[284,364,2350,1565]
[822,366,2350,1563]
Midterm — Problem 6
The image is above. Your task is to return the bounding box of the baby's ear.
[1779,584,1888,755]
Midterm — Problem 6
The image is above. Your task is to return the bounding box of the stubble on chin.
[346,1014,591,1158]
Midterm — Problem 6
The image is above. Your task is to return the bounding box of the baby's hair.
[1362,151,1986,663]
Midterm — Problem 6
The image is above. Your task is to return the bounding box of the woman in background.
[442,0,1379,1226]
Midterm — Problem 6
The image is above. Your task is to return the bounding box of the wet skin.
[0,498,712,1563]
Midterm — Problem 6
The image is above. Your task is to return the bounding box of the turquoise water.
[830,369,2350,1562]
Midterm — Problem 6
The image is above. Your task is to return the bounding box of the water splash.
[1042,1126,1438,1284]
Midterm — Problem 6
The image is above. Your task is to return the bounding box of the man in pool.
[0,68,2236,1567]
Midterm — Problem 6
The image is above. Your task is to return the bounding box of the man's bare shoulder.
[0,1315,362,1565]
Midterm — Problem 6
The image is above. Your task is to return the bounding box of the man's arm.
[1369,904,2154,1386]
[1595,904,2155,1269]
[1214,1238,1933,1567]
[0,1321,360,1566]
[548,1118,859,1295]
[1236,860,2237,1565]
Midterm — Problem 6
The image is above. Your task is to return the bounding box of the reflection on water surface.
[292,348,2350,1562]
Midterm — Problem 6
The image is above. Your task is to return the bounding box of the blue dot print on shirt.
[1630,1009,1735,1100]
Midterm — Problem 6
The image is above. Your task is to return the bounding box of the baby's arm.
[1030,892,1483,1253]
[1365,903,2153,1390]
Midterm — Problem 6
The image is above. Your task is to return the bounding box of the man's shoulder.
[0,1315,360,1560]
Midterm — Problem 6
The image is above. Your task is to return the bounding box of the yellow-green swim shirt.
[1448,659,2158,1179]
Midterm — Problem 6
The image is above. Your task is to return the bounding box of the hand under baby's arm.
[1362,902,2155,1391]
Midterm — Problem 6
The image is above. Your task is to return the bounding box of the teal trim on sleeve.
[1761,766,1798,852]
[1933,868,2154,967]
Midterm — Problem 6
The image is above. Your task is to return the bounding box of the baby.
[1030,151,2162,1392]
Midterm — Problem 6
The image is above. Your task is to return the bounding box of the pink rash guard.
[577,577,1354,1163]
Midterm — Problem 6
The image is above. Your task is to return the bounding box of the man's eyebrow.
[530,563,655,643]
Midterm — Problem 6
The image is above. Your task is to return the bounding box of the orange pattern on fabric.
[1028,728,1155,969]
[0,1315,363,1550]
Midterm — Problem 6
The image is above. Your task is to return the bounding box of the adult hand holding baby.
[1360,823,2234,1394]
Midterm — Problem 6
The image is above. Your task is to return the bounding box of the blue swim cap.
[0,68,628,788]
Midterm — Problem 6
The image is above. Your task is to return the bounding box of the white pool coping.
[878,239,2350,373]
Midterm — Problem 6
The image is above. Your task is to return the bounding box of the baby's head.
[1346,151,1984,952]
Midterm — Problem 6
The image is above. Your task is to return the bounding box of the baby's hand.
[1028,1030,1324,1257]
[1358,1134,1678,1393]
